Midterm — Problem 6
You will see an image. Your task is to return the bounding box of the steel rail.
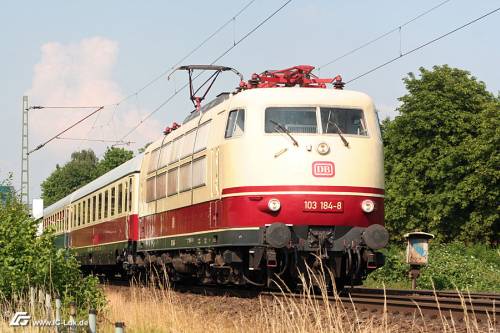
[262,290,498,321]
[345,287,500,301]
[102,279,498,321]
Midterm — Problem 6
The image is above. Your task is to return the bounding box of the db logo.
[312,161,335,177]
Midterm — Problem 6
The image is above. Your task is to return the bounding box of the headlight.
[267,198,281,212]
[361,199,375,213]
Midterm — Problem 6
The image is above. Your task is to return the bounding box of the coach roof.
[43,153,144,216]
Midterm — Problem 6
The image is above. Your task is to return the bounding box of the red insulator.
[333,75,345,90]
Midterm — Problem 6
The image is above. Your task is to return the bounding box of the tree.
[97,147,134,176]
[41,150,99,206]
[0,189,104,311]
[383,65,499,243]
[41,147,134,206]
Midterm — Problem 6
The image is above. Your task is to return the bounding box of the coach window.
[148,149,160,173]
[73,206,76,227]
[123,181,128,212]
[66,209,69,230]
[111,187,116,216]
[320,108,367,136]
[92,196,96,222]
[118,183,123,214]
[146,177,156,202]
[77,203,81,226]
[192,157,207,188]
[98,193,102,220]
[169,136,182,163]
[128,178,133,212]
[180,129,196,159]
[225,109,244,138]
[179,163,192,192]
[87,198,91,224]
[104,191,109,218]
[167,168,178,196]
[82,201,86,225]
[80,202,84,226]
[156,172,167,199]
[194,121,211,152]
[159,143,170,169]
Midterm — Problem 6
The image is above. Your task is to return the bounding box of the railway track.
[103,280,498,323]
[263,287,499,322]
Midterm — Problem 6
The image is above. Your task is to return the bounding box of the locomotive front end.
[220,86,387,288]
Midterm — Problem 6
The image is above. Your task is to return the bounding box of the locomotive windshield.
[265,107,368,136]
[321,108,367,136]
[265,107,317,133]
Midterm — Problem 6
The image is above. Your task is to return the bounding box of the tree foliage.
[0,190,105,310]
[41,150,98,206]
[97,147,134,175]
[383,65,499,243]
[41,147,133,206]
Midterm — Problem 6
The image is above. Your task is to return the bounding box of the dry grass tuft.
[97,276,496,333]
[1,275,496,332]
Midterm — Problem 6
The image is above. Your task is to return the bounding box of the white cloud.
[27,36,162,153]
[26,37,162,198]
[29,37,121,106]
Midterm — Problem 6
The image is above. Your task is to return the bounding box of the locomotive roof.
[233,86,372,104]
[183,92,230,124]
[43,153,144,216]
[146,87,373,155]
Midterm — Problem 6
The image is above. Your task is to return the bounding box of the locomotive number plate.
[303,200,343,213]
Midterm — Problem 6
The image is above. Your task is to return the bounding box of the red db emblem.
[312,161,335,177]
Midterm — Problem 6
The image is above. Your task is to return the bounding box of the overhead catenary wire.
[28,1,259,153]
[107,0,257,108]
[28,106,104,155]
[55,137,134,145]
[346,6,500,84]
[27,105,102,110]
[318,0,452,71]
[118,0,293,141]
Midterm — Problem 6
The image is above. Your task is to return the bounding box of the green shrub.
[365,242,500,291]
[0,195,105,311]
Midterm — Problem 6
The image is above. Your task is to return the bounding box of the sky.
[0,0,499,201]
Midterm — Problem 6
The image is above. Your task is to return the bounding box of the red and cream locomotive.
[43,65,388,289]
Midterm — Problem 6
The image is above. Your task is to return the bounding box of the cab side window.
[225,109,245,138]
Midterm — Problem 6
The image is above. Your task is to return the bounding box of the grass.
[1,282,496,333]
[1,264,497,332]
[93,271,496,333]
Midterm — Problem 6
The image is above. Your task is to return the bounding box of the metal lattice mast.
[21,96,29,206]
